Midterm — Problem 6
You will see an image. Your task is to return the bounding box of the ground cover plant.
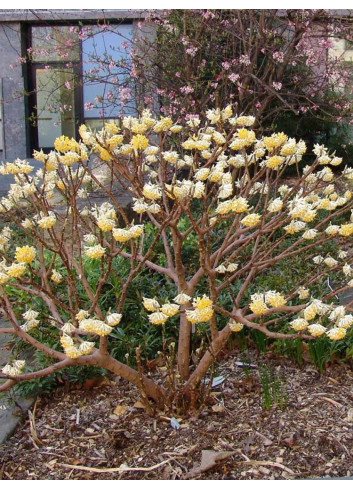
[1,107,353,412]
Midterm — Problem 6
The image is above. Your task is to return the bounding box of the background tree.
[17,10,353,159]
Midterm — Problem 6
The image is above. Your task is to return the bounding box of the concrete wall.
[0,23,27,162]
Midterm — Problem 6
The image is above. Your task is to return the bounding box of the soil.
[1,352,353,480]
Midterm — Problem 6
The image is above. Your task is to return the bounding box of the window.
[28,23,133,152]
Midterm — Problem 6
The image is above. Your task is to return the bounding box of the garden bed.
[1,352,353,480]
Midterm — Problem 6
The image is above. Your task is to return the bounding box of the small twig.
[28,399,42,448]
[237,460,296,475]
[75,408,80,425]
[316,396,343,408]
[58,456,181,473]
[73,434,103,440]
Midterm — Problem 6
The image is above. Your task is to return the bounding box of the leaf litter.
[1,353,353,480]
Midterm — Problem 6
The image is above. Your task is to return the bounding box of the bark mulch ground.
[1,352,353,480]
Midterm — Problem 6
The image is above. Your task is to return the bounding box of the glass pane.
[36,67,75,148]
[85,118,120,132]
[82,24,134,118]
[32,26,80,62]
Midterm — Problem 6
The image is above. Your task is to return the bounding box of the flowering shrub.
[1,106,353,410]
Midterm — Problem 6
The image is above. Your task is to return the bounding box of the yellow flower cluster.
[106,313,122,326]
[131,135,149,151]
[79,318,113,336]
[97,216,115,232]
[264,132,288,152]
[266,155,286,169]
[249,299,268,315]
[229,320,243,332]
[215,197,249,216]
[0,160,34,175]
[60,334,95,358]
[84,245,106,259]
[113,224,144,242]
[15,246,36,264]
[249,290,286,315]
[143,182,162,200]
[340,223,353,237]
[290,318,309,331]
[51,270,63,283]
[241,213,261,228]
[153,117,173,133]
[143,296,180,325]
[326,327,346,341]
[2,360,25,376]
[59,151,81,167]
[54,135,81,154]
[307,323,327,337]
[7,262,27,278]
[185,295,214,324]
[37,212,56,230]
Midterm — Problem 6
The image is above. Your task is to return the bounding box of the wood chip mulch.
[2,352,353,480]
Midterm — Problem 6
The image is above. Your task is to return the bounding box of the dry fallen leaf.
[113,405,128,416]
[185,450,233,478]
[133,401,146,409]
[345,407,353,421]
[211,405,226,413]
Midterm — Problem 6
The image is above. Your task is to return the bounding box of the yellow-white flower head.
[62,322,76,333]
[249,299,268,315]
[324,257,338,268]
[76,310,89,321]
[265,291,286,308]
[290,318,308,331]
[51,270,63,283]
[343,264,353,277]
[113,228,131,243]
[7,262,26,278]
[106,313,122,326]
[173,293,192,305]
[308,323,327,337]
[97,216,115,232]
[268,198,283,213]
[84,245,106,259]
[241,213,261,228]
[143,297,160,312]
[2,360,26,376]
[15,246,36,264]
[297,287,310,300]
[326,327,346,341]
[129,225,144,239]
[337,315,353,329]
[229,320,243,332]
[160,303,180,317]
[79,318,113,336]
[148,311,169,325]
[79,341,95,355]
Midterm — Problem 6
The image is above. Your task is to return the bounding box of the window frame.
[25,19,134,154]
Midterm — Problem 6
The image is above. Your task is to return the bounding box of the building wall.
[0,22,27,161]
[0,11,156,164]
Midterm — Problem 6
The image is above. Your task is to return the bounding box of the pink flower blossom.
[180,86,194,94]
[272,51,284,63]
[239,55,251,66]
[186,46,198,57]
[228,73,240,83]
[84,102,95,111]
